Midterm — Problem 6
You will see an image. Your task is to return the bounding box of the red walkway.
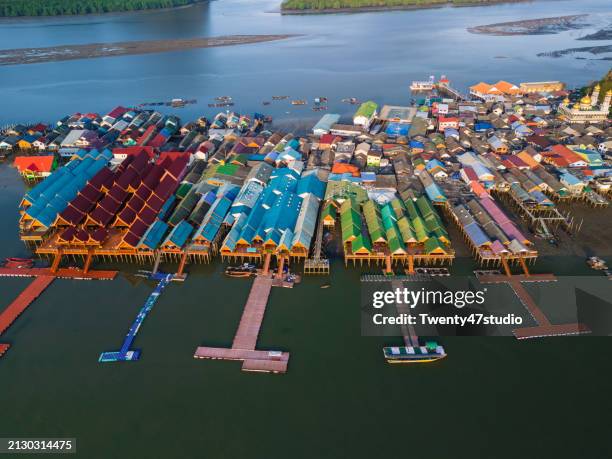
[0,267,116,280]
[0,266,117,358]
[0,275,55,357]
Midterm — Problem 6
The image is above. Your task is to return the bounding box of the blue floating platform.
[98,273,172,364]
[98,350,141,362]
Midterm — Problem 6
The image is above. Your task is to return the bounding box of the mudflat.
[0,35,296,66]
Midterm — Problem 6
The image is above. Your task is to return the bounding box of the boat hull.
[386,354,446,364]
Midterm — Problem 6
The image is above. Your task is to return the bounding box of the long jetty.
[195,260,289,374]
[0,266,116,358]
[99,273,173,362]
[391,280,419,347]
[477,273,590,339]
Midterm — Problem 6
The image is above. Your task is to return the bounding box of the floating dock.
[194,272,290,374]
[99,273,173,362]
[476,273,591,339]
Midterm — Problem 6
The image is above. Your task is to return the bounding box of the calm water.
[1,0,612,456]
[0,0,611,125]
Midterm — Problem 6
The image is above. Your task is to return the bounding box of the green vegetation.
[282,0,507,11]
[0,0,201,17]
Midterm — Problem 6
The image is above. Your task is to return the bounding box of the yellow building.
[519,81,565,93]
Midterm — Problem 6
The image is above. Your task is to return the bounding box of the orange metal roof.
[13,155,55,173]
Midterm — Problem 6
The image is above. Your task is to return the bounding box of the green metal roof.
[354,101,378,119]
[424,237,447,254]
[411,216,428,242]
[351,234,372,253]
[416,195,434,219]
[362,200,385,243]
[321,202,337,221]
[397,216,416,243]
[340,199,362,243]
[386,226,406,254]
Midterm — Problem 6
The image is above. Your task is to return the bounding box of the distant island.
[0,0,203,17]
[468,15,589,36]
[281,0,526,14]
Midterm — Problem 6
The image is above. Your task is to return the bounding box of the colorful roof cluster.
[21,151,111,229]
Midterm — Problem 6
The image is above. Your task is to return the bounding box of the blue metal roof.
[163,220,193,248]
[139,220,169,250]
[297,174,325,200]
[198,196,233,242]
[464,222,490,247]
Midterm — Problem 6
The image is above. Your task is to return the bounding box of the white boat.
[410,75,435,91]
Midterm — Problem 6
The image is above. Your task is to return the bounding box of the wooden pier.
[0,265,117,358]
[477,273,590,339]
[0,266,117,280]
[392,280,419,347]
[194,274,290,374]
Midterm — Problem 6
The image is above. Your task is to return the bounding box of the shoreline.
[0,35,297,67]
[280,0,532,16]
[0,0,208,20]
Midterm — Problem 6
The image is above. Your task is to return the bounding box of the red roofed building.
[147,133,169,149]
[438,117,459,132]
[13,155,57,179]
[543,145,588,168]
[156,151,192,165]
[318,134,340,149]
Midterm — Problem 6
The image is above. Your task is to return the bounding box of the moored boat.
[383,341,446,364]
[587,256,608,270]
[410,76,435,91]
[291,100,307,105]
[225,263,258,278]
[3,257,34,269]
[170,98,186,107]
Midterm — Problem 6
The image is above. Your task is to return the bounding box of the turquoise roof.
[139,220,169,250]
[163,220,193,248]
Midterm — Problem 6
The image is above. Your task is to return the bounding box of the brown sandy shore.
[0,35,296,66]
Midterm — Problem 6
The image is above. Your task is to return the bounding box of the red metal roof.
[13,155,55,173]
[106,106,128,120]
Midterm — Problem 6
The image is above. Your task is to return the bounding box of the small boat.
[320,283,331,289]
[3,257,34,269]
[410,76,435,92]
[215,96,232,102]
[314,97,328,104]
[170,98,186,107]
[291,100,307,105]
[264,116,273,123]
[225,263,258,278]
[272,95,290,100]
[383,341,446,364]
[312,106,328,112]
[341,97,359,104]
[208,102,235,108]
[262,101,271,106]
[587,256,608,271]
